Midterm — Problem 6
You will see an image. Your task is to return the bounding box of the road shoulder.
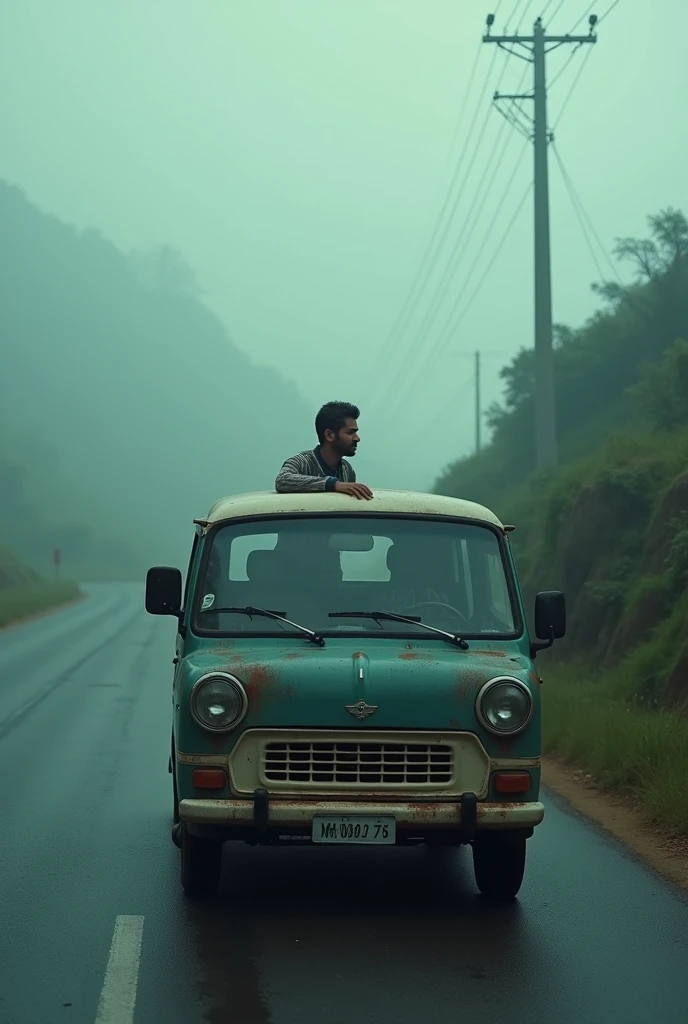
[542,756,688,892]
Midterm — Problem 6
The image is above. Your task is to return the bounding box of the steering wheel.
[404,600,471,626]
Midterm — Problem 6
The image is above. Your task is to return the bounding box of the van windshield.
[194,516,519,638]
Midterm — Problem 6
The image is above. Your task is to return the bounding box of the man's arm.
[275,454,332,493]
[275,454,372,498]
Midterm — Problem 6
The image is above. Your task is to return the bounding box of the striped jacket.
[275,448,356,493]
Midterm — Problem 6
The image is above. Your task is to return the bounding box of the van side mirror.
[146,566,182,617]
[532,591,566,656]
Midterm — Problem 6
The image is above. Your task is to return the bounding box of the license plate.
[312,815,396,845]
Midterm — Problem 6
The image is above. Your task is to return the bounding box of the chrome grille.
[263,740,454,787]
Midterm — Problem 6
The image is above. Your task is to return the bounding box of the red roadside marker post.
[53,548,61,581]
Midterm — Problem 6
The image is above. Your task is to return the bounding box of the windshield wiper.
[328,610,469,650]
[202,606,325,647]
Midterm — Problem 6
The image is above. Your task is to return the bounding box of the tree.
[630,338,688,431]
[434,207,688,507]
[614,208,688,282]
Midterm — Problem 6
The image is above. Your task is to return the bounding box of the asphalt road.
[2,583,688,1024]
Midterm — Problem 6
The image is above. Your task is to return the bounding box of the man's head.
[315,401,360,458]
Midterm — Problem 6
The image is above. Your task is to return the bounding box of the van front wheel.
[472,831,527,901]
[180,824,223,898]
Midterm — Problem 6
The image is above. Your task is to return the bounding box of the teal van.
[145,489,566,900]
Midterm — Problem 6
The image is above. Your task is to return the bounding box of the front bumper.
[179,797,545,830]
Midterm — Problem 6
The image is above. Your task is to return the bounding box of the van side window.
[228,533,278,580]
[486,552,510,620]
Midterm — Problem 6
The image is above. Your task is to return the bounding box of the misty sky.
[2,0,686,493]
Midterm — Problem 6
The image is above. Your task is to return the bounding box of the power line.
[504,0,528,30]
[569,1,597,33]
[550,0,617,124]
[371,45,502,378]
[380,66,531,402]
[552,144,606,281]
[515,0,536,32]
[552,44,593,129]
[384,55,528,364]
[599,0,622,23]
[430,177,533,363]
[445,40,484,168]
[552,142,623,284]
[374,50,520,402]
[548,44,581,89]
[547,0,568,24]
[409,122,518,345]
[553,143,651,325]
[377,123,525,412]
[389,174,532,412]
[386,138,530,408]
[373,100,500,398]
[403,178,532,409]
[497,97,533,140]
[394,51,505,321]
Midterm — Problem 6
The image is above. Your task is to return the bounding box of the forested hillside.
[436,209,688,709]
[1,183,310,579]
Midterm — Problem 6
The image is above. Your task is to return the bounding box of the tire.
[172,764,180,824]
[170,739,180,846]
[472,831,527,901]
[180,823,223,898]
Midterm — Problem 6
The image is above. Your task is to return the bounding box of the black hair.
[315,401,360,443]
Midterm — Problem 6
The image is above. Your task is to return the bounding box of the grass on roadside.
[542,665,688,836]
[0,581,81,629]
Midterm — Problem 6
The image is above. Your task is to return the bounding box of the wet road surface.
[1,583,688,1024]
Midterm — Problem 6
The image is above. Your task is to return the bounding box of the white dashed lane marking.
[95,915,144,1024]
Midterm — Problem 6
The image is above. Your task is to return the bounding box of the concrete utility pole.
[483,13,597,470]
[475,350,481,454]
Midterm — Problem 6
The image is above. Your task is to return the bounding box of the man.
[275,401,373,499]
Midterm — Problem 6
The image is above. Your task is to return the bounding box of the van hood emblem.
[346,700,378,720]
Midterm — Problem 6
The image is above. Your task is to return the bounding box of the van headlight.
[190,673,248,733]
[476,677,533,736]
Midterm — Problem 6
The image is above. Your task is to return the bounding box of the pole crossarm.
[483,34,596,44]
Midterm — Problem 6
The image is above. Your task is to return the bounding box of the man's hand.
[334,481,373,500]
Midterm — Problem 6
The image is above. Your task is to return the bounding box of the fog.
[1,0,686,575]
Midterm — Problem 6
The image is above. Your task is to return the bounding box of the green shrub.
[543,668,688,834]
[0,581,81,628]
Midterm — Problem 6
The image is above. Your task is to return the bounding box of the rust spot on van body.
[243,663,296,713]
[485,800,528,820]
[209,643,239,659]
[209,732,230,753]
[404,802,452,824]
